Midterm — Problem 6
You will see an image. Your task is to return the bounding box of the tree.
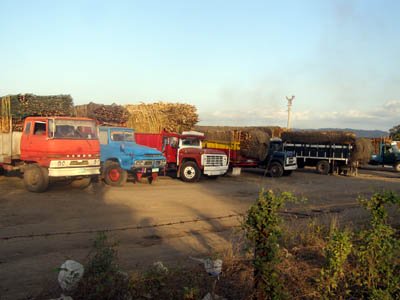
[389,124,400,140]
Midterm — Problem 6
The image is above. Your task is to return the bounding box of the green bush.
[319,223,352,299]
[354,192,400,298]
[242,190,297,300]
[73,232,131,300]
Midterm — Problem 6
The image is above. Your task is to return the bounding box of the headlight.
[134,160,144,166]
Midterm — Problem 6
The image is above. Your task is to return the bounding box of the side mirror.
[120,144,125,152]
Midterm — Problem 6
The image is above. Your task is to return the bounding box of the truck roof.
[99,126,133,131]
[25,116,95,122]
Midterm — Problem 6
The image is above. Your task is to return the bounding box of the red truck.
[135,130,229,182]
[0,116,101,192]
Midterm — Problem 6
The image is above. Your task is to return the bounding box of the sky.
[0,0,399,130]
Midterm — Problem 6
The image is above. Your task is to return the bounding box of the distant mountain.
[309,128,388,138]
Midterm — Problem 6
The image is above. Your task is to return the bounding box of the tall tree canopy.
[389,124,400,140]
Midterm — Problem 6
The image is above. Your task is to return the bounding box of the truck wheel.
[316,160,330,175]
[394,162,400,172]
[269,162,284,177]
[71,177,91,189]
[180,161,200,182]
[23,165,49,192]
[104,163,128,186]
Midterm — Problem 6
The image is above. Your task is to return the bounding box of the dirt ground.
[1,167,399,300]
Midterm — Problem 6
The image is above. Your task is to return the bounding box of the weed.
[354,191,400,298]
[73,232,130,300]
[242,189,298,299]
[318,221,352,299]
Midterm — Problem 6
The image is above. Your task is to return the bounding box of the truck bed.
[0,132,22,163]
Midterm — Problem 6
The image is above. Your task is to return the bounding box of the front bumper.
[203,165,229,176]
[284,164,297,171]
[131,166,163,175]
[49,166,100,177]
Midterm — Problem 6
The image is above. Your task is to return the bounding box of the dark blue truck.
[99,126,166,186]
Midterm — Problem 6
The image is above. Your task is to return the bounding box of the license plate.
[152,168,159,172]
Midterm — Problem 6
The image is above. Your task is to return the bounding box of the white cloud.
[199,100,399,130]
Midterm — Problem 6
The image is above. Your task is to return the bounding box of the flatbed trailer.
[202,140,258,168]
[282,142,354,175]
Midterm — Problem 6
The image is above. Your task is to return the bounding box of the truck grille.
[143,160,153,166]
[204,155,224,166]
[286,157,296,165]
[144,154,161,157]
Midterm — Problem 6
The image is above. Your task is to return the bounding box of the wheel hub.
[184,166,196,179]
[108,168,121,181]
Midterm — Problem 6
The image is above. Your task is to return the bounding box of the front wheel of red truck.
[23,165,49,192]
[103,162,128,186]
[180,161,200,183]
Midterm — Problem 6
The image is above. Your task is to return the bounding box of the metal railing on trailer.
[282,143,355,175]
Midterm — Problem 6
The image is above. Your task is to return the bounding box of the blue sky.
[1,0,399,130]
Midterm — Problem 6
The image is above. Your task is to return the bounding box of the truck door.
[163,136,178,164]
[383,144,396,164]
[21,121,47,161]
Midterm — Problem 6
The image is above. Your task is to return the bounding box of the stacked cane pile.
[125,102,198,133]
[0,94,74,132]
[74,102,129,126]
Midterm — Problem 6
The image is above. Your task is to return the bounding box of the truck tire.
[180,161,200,182]
[269,162,284,177]
[71,177,92,189]
[103,163,128,186]
[394,162,400,172]
[316,160,330,175]
[23,165,49,192]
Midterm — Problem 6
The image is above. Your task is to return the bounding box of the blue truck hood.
[121,142,164,157]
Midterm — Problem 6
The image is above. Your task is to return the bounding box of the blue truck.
[370,140,400,172]
[99,126,166,186]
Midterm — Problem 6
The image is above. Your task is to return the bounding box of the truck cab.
[0,116,101,192]
[370,141,400,172]
[99,127,166,186]
[263,139,297,176]
[135,130,229,182]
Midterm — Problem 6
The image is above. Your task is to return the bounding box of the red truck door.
[20,120,48,163]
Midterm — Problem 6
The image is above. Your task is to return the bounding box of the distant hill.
[308,128,388,138]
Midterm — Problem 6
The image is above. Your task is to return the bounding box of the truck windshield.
[110,131,135,142]
[181,137,201,146]
[49,119,98,140]
[391,143,400,154]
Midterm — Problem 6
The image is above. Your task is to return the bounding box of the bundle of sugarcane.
[351,138,374,164]
[125,102,198,133]
[239,129,271,161]
[74,102,129,126]
[1,94,74,132]
[195,126,273,160]
[281,130,356,144]
[195,126,282,142]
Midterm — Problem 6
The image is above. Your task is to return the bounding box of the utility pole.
[285,95,295,130]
